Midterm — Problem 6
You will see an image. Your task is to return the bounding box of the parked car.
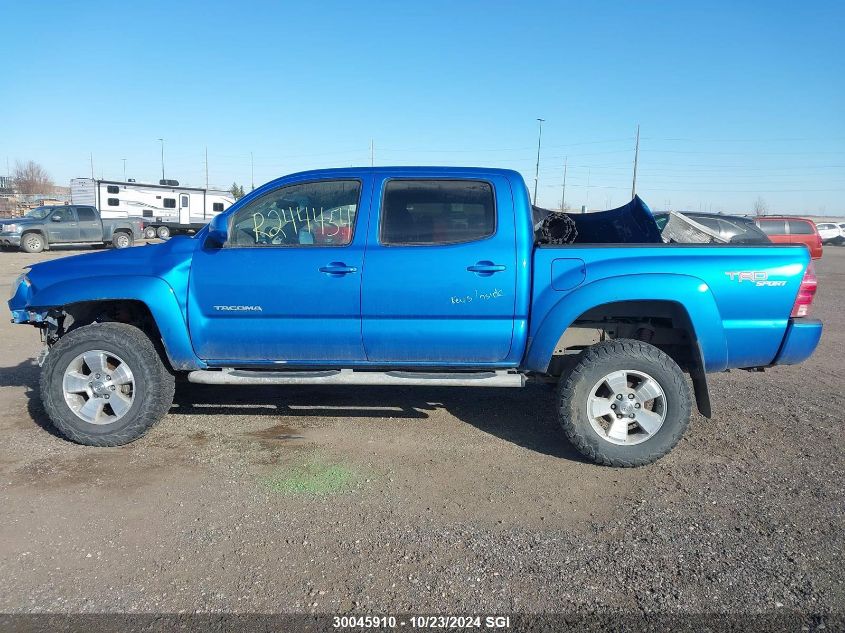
[815,222,844,245]
[8,167,822,467]
[0,205,144,253]
[755,216,823,259]
[653,212,771,244]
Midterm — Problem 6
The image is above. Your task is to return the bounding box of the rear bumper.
[771,318,822,366]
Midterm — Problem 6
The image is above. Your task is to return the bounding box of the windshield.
[24,207,52,219]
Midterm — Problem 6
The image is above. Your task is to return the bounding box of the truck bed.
[527,243,812,373]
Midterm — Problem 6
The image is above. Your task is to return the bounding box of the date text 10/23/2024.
[332,615,512,629]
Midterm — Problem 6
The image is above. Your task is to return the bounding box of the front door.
[361,176,517,363]
[46,206,79,242]
[188,177,371,363]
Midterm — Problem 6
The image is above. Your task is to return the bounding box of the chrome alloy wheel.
[62,350,135,425]
[586,370,667,446]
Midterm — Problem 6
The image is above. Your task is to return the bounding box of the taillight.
[791,262,818,318]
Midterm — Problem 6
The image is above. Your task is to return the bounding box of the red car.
[755,216,823,259]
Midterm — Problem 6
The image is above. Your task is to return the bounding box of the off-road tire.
[112,231,133,249]
[557,339,691,467]
[21,232,45,253]
[156,225,170,239]
[40,322,175,446]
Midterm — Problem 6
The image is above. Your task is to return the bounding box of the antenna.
[631,124,640,199]
[533,118,545,205]
[561,156,568,211]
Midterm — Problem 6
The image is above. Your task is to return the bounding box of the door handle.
[319,262,358,275]
[467,262,506,274]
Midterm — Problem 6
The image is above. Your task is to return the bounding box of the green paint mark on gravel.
[262,460,357,495]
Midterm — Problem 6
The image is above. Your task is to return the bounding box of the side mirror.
[205,214,229,248]
[51,215,62,222]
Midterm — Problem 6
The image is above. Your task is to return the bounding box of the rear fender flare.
[523,273,728,374]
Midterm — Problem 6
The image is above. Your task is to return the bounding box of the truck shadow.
[1,358,65,439]
[5,360,586,461]
[173,382,586,461]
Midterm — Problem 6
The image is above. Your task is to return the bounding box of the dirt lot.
[0,244,843,621]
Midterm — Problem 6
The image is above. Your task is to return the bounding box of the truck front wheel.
[21,232,45,253]
[40,323,175,446]
[557,339,691,467]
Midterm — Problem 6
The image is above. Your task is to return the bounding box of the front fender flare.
[30,275,204,371]
[523,273,728,374]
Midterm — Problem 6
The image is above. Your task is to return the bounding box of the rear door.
[787,219,820,258]
[46,206,79,242]
[74,206,102,241]
[756,219,788,244]
[361,175,516,364]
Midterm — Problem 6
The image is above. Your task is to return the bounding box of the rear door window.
[757,219,786,235]
[75,206,97,221]
[380,180,496,246]
[788,220,814,235]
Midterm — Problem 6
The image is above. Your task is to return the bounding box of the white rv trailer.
[70,178,235,238]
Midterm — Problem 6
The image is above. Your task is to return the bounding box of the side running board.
[187,368,526,388]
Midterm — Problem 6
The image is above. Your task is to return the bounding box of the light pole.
[533,118,545,205]
[158,138,165,182]
[122,158,127,182]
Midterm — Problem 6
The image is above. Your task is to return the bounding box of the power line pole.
[250,152,254,191]
[158,138,165,181]
[560,156,568,210]
[122,158,127,182]
[631,124,640,199]
[90,153,94,179]
[532,118,545,205]
[205,147,209,190]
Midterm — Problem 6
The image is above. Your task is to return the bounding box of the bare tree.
[752,196,768,216]
[13,160,54,195]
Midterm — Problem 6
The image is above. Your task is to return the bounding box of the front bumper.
[771,318,823,366]
[0,232,21,247]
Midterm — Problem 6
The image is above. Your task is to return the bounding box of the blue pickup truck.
[7,167,822,466]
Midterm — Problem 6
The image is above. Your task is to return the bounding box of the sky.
[1,0,843,214]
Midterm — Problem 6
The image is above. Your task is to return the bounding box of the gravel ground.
[0,243,842,624]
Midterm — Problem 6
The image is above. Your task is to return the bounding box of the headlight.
[2,223,19,233]
[9,273,30,300]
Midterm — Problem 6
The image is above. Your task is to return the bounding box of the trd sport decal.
[725,271,787,287]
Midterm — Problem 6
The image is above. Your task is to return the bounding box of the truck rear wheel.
[40,323,175,446]
[156,226,170,239]
[557,339,691,467]
[112,231,133,249]
[21,232,45,253]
